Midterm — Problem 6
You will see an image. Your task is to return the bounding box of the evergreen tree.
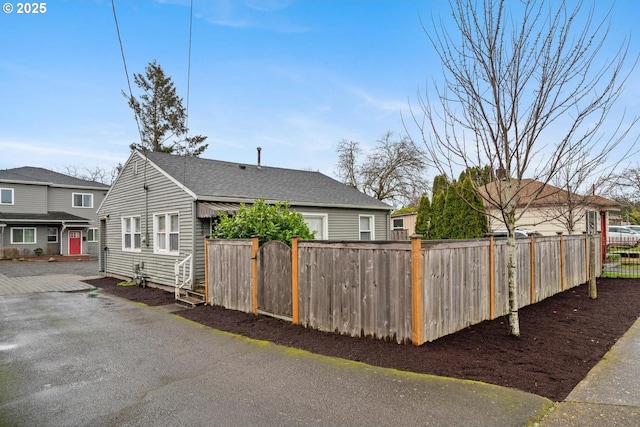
[428,192,446,239]
[442,183,460,238]
[455,175,488,238]
[462,165,494,187]
[125,60,208,156]
[427,172,488,239]
[414,194,431,237]
[432,174,449,195]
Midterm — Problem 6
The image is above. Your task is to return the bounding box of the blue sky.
[1,0,639,182]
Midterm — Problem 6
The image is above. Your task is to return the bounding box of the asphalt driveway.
[0,259,99,278]
[0,289,551,426]
[0,260,99,296]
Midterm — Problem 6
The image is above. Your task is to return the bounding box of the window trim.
[300,212,329,240]
[359,215,375,241]
[11,227,36,244]
[154,212,180,255]
[72,192,94,208]
[122,216,142,252]
[47,227,58,243]
[392,217,405,230]
[0,187,14,205]
[87,228,99,242]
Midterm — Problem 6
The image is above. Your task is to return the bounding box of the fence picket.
[205,235,601,345]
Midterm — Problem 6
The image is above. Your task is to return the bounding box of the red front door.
[69,231,82,255]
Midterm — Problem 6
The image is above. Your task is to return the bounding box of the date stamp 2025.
[3,2,47,14]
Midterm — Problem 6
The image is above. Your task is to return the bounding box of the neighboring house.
[0,167,109,258]
[478,178,621,238]
[390,211,417,240]
[97,150,393,287]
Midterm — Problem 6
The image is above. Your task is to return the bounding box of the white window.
[122,216,141,251]
[47,227,58,243]
[0,188,14,204]
[301,213,328,240]
[87,228,99,242]
[392,218,404,230]
[585,211,598,234]
[154,213,179,254]
[72,193,93,208]
[359,215,375,241]
[11,227,36,244]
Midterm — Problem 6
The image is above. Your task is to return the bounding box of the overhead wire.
[185,0,194,131]
[110,0,143,146]
[182,0,195,182]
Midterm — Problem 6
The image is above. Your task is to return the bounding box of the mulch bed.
[84,276,640,402]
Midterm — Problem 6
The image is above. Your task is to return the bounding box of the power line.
[185,0,194,131]
[111,0,143,146]
[183,0,195,180]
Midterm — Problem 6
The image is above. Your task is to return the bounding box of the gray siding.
[292,206,390,240]
[99,158,196,287]
[0,226,101,257]
[47,187,106,256]
[47,186,107,221]
[1,225,48,255]
[0,183,47,214]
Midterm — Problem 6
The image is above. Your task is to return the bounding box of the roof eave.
[195,195,391,211]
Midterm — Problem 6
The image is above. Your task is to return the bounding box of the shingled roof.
[478,178,620,209]
[138,150,391,210]
[0,167,109,189]
[0,211,92,224]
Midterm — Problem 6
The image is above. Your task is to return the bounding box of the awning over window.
[196,202,244,218]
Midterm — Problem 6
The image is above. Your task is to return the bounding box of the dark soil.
[84,277,640,402]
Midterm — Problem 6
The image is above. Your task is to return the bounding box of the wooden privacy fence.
[204,234,601,346]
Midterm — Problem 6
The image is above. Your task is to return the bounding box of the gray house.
[97,150,392,288]
[0,167,109,258]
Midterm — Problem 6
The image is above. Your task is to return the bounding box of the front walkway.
[0,272,95,296]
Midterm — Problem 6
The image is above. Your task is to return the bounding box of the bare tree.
[61,165,120,185]
[613,165,640,203]
[335,131,429,207]
[335,139,361,189]
[413,0,636,336]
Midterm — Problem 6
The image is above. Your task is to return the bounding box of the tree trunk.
[589,234,597,299]
[507,234,521,336]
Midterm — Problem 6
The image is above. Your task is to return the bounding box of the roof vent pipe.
[257,147,262,170]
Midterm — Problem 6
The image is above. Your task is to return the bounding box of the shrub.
[212,199,315,246]
[2,247,20,259]
[34,248,44,256]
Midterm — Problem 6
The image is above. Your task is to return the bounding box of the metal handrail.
[174,254,193,297]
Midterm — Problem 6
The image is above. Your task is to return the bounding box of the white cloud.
[347,86,408,115]
[0,139,126,170]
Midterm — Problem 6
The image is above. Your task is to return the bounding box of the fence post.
[557,232,565,291]
[530,234,536,304]
[589,234,597,299]
[204,237,209,305]
[411,235,423,346]
[489,235,495,319]
[251,236,259,315]
[291,236,299,325]
[583,232,589,283]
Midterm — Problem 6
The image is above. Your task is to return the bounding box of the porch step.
[175,289,205,309]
